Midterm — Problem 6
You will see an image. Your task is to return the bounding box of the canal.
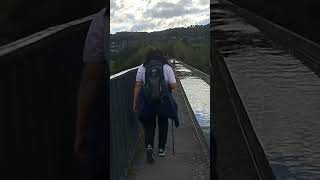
[173,60,210,145]
[212,0,320,179]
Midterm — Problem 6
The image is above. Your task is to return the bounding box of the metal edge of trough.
[173,63,210,163]
[211,39,276,179]
[175,60,210,84]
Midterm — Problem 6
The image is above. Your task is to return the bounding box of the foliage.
[111,34,210,75]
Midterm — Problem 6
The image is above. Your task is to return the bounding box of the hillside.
[111,24,210,52]
[111,24,210,75]
[111,24,209,41]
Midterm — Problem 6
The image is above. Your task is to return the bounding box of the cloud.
[144,2,202,19]
[110,0,209,33]
[199,0,210,6]
[130,22,158,32]
[125,13,135,20]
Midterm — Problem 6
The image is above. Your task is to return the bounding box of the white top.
[136,64,176,84]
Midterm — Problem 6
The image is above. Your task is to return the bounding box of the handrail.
[0,14,94,59]
[0,16,93,179]
[110,66,139,80]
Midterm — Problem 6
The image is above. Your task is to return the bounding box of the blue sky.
[110,0,210,34]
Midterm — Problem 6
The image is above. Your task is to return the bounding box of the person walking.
[133,48,179,163]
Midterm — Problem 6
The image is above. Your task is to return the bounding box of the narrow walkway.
[126,76,210,180]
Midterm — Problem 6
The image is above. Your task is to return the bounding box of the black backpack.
[143,60,169,104]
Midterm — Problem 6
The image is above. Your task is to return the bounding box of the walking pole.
[172,119,175,155]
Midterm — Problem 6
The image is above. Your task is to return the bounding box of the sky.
[110,0,210,34]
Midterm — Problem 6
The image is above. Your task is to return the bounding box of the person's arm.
[133,66,144,112]
[169,83,177,90]
[133,81,143,112]
[167,65,177,90]
[75,63,104,158]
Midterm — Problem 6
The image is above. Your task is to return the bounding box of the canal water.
[173,60,210,145]
[212,0,320,179]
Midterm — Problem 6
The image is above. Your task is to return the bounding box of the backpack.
[143,60,169,104]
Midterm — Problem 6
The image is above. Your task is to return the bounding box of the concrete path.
[126,77,210,180]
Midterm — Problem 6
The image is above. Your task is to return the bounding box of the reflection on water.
[173,61,210,144]
[212,1,320,179]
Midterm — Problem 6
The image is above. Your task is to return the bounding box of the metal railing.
[0,15,94,180]
[110,68,143,180]
[211,40,276,180]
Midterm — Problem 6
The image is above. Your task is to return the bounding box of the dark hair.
[143,48,168,66]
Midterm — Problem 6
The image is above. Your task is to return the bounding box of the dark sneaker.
[146,145,155,163]
[158,148,166,157]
